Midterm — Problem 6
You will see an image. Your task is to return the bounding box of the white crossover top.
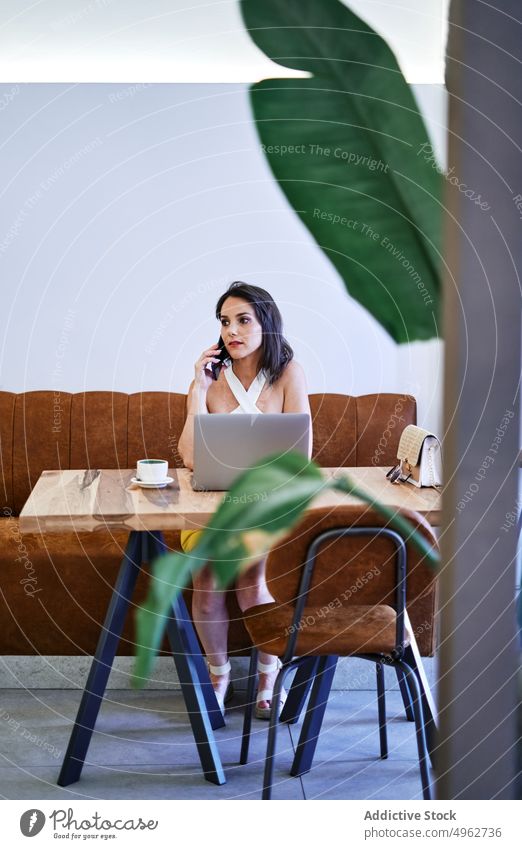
[224,362,266,414]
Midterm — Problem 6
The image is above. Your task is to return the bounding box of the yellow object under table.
[180,529,203,552]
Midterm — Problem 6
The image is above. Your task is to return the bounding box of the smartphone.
[205,339,228,381]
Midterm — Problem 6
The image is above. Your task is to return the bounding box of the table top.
[18,467,441,534]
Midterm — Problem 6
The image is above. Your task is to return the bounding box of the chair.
[239,503,438,800]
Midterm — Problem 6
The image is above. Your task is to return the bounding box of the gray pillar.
[438,1,521,798]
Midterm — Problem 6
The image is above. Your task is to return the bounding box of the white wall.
[0,82,445,432]
[0,0,449,84]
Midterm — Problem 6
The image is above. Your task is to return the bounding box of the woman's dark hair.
[215,281,293,386]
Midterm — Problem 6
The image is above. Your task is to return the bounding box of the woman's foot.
[256,658,286,720]
[208,660,234,716]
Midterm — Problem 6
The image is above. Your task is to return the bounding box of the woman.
[177,281,312,719]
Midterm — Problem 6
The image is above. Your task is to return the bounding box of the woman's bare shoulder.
[279,360,309,414]
[281,359,306,385]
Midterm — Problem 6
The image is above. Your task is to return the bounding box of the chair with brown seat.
[240,503,438,800]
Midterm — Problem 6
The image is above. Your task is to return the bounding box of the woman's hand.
[194,343,223,394]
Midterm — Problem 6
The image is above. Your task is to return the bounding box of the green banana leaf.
[240,0,442,343]
[133,451,438,685]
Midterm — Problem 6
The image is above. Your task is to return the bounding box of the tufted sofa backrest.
[0,390,416,515]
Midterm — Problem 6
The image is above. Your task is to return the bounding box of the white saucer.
[130,476,174,489]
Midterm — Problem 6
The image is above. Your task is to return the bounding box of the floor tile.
[287,691,434,800]
[0,689,303,800]
[0,687,432,800]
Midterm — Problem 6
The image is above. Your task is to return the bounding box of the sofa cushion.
[0,391,16,511]
[310,394,357,467]
[12,391,72,515]
[70,392,128,470]
[0,521,251,656]
[356,393,416,466]
[127,392,186,470]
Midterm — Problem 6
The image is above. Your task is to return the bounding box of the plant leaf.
[240,0,442,343]
[132,549,198,686]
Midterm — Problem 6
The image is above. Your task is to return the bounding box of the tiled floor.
[0,688,433,800]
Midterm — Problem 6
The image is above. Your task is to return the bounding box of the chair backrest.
[265,503,438,653]
[0,390,416,516]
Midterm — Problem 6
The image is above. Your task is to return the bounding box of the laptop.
[192,413,310,491]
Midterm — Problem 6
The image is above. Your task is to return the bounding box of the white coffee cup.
[137,459,168,483]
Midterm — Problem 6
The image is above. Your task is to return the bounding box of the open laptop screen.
[192,413,310,491]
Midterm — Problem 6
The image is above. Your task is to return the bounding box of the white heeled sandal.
[255,658,286,720]
[208,660,234,717]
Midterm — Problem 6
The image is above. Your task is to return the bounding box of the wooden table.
[19,466,441,534]
[19,468,441,789]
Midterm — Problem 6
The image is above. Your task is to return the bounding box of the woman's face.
[219,296,263,362]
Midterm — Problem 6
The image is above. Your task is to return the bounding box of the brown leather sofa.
[0,390,436,657]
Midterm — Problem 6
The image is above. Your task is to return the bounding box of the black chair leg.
[290,655,337,776]
[398,661,432,800]
[262,664,294,800]
[240,648,258,765]
[376,663,388,759]
[279,657,319,724]
[402,641,438,767]
[396,667,415,721]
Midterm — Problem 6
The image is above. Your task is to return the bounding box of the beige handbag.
[387,425,443,488]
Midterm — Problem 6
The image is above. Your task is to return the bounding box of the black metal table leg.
[164,598,226,785]
[57,531,143,786]
[290,656,338,776]
[172,593,226,731]
[58,529,227,788]
[146,531,226,785]
[279,657,319,725]
[144,532,225,731]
